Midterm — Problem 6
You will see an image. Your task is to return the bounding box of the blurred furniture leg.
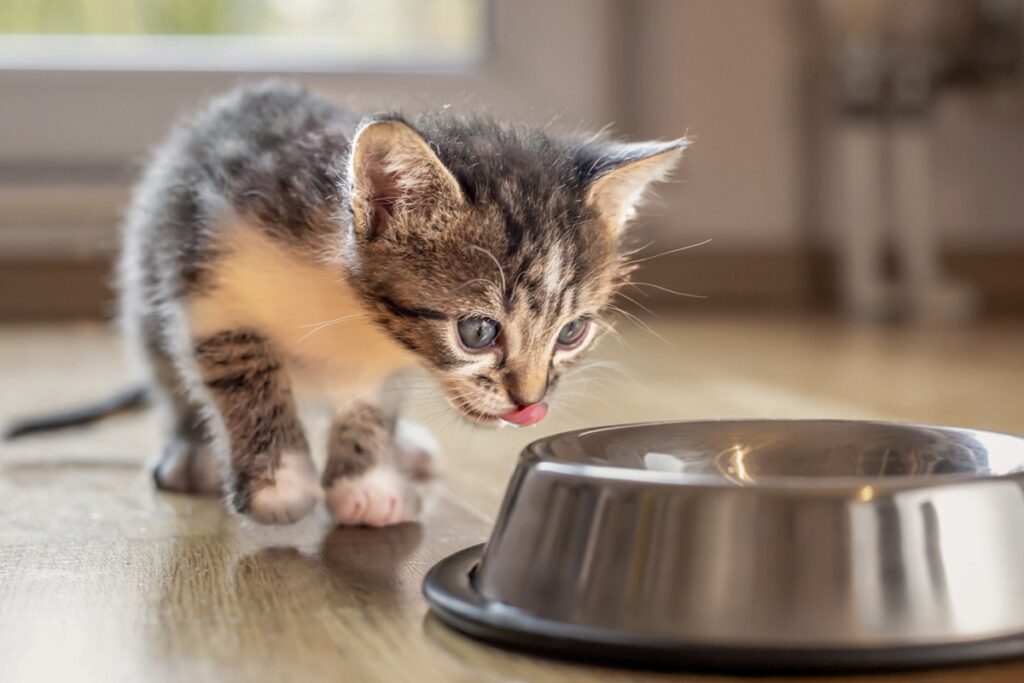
[890,117,977,323]
[889,37,977,324]
[834,27,890,320]
[830,0,980,323]
[836,120,888,319]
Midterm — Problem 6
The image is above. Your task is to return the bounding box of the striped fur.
[118,82,686,525]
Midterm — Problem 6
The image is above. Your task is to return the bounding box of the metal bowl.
[424,420,1024,671]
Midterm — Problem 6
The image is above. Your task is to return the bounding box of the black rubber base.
[423,544,1024,674]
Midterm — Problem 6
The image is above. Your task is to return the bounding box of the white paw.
[248,452,321,525]
[325,465,420,527]
[394,419,440,481]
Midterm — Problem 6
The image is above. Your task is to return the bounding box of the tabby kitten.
[47,82,687,526]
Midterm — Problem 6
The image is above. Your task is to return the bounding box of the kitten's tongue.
[499,402,548,427]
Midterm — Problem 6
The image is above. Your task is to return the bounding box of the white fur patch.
[248,450,321,525]
[394,418,440,481]
[544,245,564,297]
[325,465,420,527]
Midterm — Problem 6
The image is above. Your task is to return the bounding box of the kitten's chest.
[189,220,415,396]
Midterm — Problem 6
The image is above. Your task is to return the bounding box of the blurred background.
[0,0,1022,322]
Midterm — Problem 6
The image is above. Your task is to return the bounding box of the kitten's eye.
[556,318,589,349]
[457,316,500,351]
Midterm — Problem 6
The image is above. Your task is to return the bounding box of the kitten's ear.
[347,117,464,239]
[580,138,689,232]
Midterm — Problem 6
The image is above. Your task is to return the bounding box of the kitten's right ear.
[347,117,464,240]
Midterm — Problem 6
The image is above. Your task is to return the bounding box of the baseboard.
[0,259,115,320]
[946,252,1024,318]
[638,250,829,312]
[0,250,1021,321]
[641,249,1024,318]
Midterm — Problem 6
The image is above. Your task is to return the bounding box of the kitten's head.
[340,114,686,426]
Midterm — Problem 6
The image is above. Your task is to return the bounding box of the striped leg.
[194,329,318,524]
[322,402,432,527]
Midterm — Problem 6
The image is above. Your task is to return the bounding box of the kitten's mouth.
[499,402,548,427]
[452,400,501,425]
[451,398,548,428]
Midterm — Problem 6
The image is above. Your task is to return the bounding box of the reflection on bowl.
[540,419,1024,483]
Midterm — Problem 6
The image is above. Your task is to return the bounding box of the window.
[0,0,487,71]
[0,1,614,261]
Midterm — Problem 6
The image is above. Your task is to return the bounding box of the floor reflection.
[142,509,427,678]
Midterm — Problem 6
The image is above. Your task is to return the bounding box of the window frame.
[0,0,622,258]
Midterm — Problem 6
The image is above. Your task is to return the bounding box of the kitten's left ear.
[347,116,464,239]
[580,138,689,232]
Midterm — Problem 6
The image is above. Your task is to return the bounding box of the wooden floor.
[1,314,1023,682]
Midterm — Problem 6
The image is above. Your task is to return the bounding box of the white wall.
[623,0,809,250]
[934,90,1024,248]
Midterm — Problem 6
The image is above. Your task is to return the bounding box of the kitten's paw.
[325,465,420,527]
[153,438,223,495]
[394,419,440,481]
[248,451,321,525]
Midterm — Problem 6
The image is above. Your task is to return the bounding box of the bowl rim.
[520,418,1024,495]
[423,543,1024,672]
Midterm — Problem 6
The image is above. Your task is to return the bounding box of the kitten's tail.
[4,384,150,440]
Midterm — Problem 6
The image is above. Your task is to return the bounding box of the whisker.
[628,281,707,299]
[295,313,366,344]
[590,319,637,356]
[621,238,713,267]
[554,390,617,410]
[620,239,656,260]
[456,277,497,294]
[467,244,507,295]
[566,359,646,389]
[606,304,676,348]
[298,313,365,329]
[615,291,659,318]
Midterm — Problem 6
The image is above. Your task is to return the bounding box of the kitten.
[10,81,686,526]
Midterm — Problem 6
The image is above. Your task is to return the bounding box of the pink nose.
[499,402,548,427]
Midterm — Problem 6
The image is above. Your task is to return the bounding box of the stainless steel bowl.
[424,420,1024,671]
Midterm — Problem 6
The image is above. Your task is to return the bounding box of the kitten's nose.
[506,369,548,408]
[507,389,545,408]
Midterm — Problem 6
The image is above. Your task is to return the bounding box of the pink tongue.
[499,402,549,427]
